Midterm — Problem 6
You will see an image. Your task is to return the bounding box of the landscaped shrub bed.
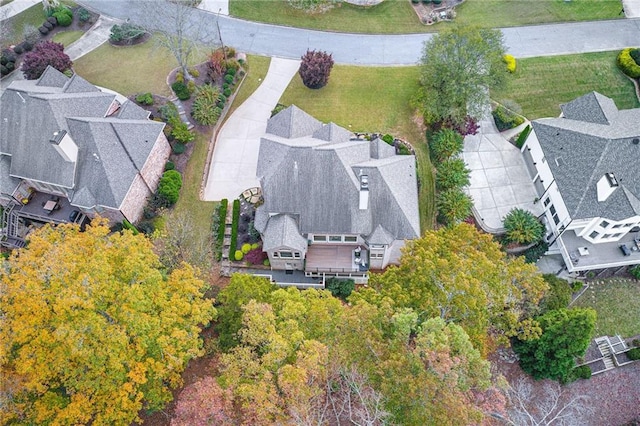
[627,347,640,360]
[230,199,240,261]
[617,48,640,79]
[492,104,525,131]
[191,84,221,125]
[522,241,549,263]
[109,23,147,46]
[212,199,228,261]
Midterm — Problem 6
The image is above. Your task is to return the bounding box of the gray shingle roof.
[261,214,308,252]
[312,122,353,143]
[560,91,618,125]
[533,92,640,221]
[36,66,69,88]
[370,137,395,159]
[0,67,166,210]
[257,105,420,246]
[265,105,323,138]
[366,224,395,245]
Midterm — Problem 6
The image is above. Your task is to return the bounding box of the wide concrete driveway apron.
[203,57,300,201]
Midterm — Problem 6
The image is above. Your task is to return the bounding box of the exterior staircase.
[596,337,616,370]
[1,203,26,248]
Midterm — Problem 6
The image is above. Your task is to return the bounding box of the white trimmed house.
[255,106,420,283]
[521,92,640,272]
[1,67,170,248]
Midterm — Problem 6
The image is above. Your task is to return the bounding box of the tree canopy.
[175,277,505,425]
[514,308,596,383]
[415,26,506,128]
[0,222,216,425]
[363,223,548,355]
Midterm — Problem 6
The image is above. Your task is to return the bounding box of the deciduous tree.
[364,224,548,355]
[299,49,334,89]
[0,221,216,425]
[21,40,72,79]
[171,376,234,426]
[415,26,506,128]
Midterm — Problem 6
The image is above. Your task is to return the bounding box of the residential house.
[1,66,170,248]
[522,92,640,272]
[255,105,420,283]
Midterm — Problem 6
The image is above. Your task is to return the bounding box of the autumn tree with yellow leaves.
[0,221,216,425]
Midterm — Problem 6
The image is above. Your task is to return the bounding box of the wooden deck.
[305,244,367,273]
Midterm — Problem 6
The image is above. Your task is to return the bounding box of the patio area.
[463,118,543,233]
[557,230,640,272]
[305,244,368,274]
[16,191,77,224]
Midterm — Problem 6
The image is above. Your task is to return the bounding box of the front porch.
[557,230,640,272]
[305,244,369,274]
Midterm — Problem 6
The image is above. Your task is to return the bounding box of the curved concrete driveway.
[202,57,300,201]
[80,0,640,65]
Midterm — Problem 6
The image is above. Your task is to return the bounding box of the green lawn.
[229,0,622,34]
[2,3,47,47]
[73,39,183,97]
[279,65,435,231]
[52,30,83,47]
[573,279,640,338]
[491,51,640,119]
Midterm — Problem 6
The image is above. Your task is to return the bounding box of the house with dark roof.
[521,92,640,272]
[255,106,420,283]
[1,67,170,248]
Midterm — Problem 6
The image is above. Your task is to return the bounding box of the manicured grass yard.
[230,0,621,34]
[52,30,83,47]
[73,39,181,97]
[279,65,436,231]
[491,51,640,119]
[2,3,47,47]
[573,279,640,338]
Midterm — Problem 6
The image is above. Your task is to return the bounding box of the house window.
[613,224,622,229]
[589,231,599,239]
[553,215,560,225]
[329,235,342,242]
[313,235,326,242]
[294,252,300,258]
[549,205,556,215]
[600,220,610,228]
[280,251,293,258]
[549,205,559,225]
[273,252,279,258]
[611,233,623,239]
[344,236,357,243]
[543,198,551,207]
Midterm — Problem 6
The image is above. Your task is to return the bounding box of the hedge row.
[213,199,228,261]
[493,105,525,132]
[617,48,640,79]
[515,124,532,148]
[230,199,240,261]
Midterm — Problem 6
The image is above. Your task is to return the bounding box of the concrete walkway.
[623,0,640,18]
[202,57,301,201]
[463,118,543,233]
[0,0,40,20]
[197,0,228,16]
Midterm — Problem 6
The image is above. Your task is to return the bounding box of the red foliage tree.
[21,40,72,80]
[207,48,227,81]
[298,49,334,89]
[171,376,235,426]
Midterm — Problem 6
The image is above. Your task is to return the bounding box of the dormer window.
[605,172,618,187]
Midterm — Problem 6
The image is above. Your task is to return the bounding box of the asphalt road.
[79,0,640,65]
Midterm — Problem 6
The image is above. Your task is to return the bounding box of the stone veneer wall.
[119,133,171,222]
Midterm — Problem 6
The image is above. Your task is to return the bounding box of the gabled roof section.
[262,214,308,252]
[366,224,394,245]
[36,66,69,88]
[0,71,165,211]
[560,91,618,125]
[370,138,395,159]
[312,122,353,143]
[533,93,640,221]
[117,100,151,120]
[266,105,323,139]
[63,73,101,93]
[258,106,420,242]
